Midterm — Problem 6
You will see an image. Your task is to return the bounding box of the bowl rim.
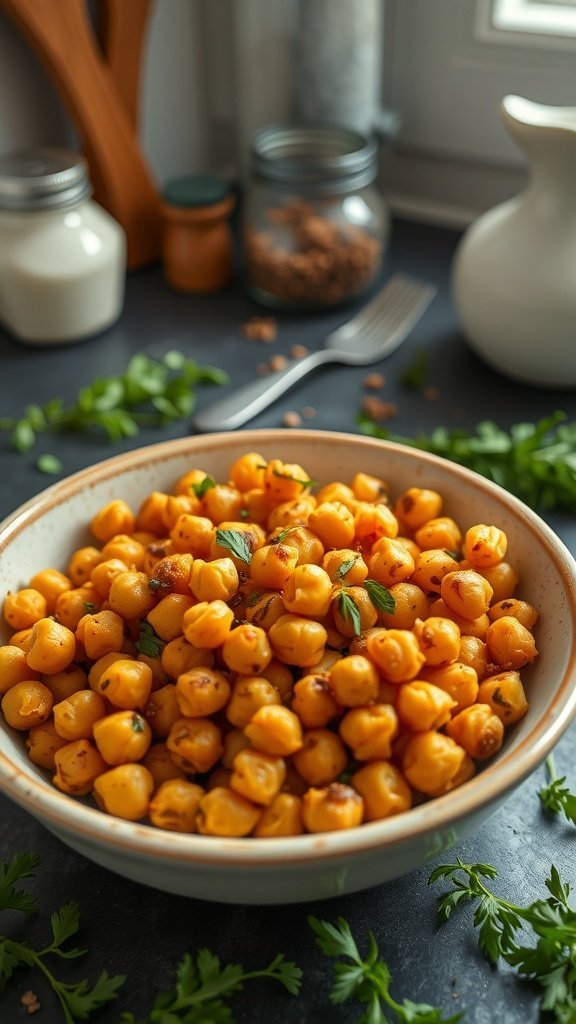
[1,428,575,867]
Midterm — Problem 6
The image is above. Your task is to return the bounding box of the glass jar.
[243,123,388,310]
[0,148,126,345]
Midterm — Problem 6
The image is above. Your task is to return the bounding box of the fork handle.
[193,349,335,432]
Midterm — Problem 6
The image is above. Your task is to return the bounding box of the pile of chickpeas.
[0,453,539,838]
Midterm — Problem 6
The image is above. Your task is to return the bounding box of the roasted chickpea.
[229,452,267,492]
[144,683,182,738]
[302,783,363,832]
[0,645,38,695]
[267,496,316,531]
[429,598,490,641]
[394,487,443,530]
[162,494,202,531]
[142,539,173,575]
[26,719,68,770]
[25,618,77,675]
[260,658,294,699]
[332,586,378,639]
[249,543,299,590]
[396,681,456,732]
[98,659,153,710]
[263,459,311,503]
[209,521,266,567]
[53,689,106,740]
[174,467,211,496]
[149,777,205,831]
[477,561,518,603]
[410,549,459,594]
[245,591,286,632]
[93,710,152,765]
[91,500,135,543]
[315,481,356,507]
[414,517,462,553]
[307,502,355,548]
[426,753,476,797]
[485,616,538,669]
[55,586,101,631]
[244,704,303,757]
[202,483,243,525]
[3,588,47,631]
[458,635,490,681]
[189,557,239,603]
[180,600,232,649]
[464,524,508,568]
[142,743,187,787]
[107,570,156,620]
[366,629,425,684]
[413,616,461,666]
[272,526,324,567]
[170,514,215,556]
[446,703,504,760]
[242,488,270,524]
[322,549,368,585]
[226,675,281,729]
[166,717,222,773]
[43,665,88,703]
[327,655,379,707]
[136,491,169,534]
[53,739,107,795]
[378,583,430,630]
[2,680,53,730]
[424,661,479,712]
[76,609,125,661]
[197,786,261,836]
[354,502,399,548]
[161,636,214,679]
[488,599,538,631]
[282,564,333,617]
[176,667,231,717]
[100,534,145,571]
[440,570,493,620]
[368,538,415,588]
[402,731,466,795]
[147,594,196,644]
[28,569,72,614]
[352,761,412,821]
[254,793,303,837]
[339,703,399,760]
[93,763,153,820]
[292,673,339,728]
[351,471,388,503]
[477,671,529,725]
[221,623,272,676]
[90,558,129,600]
[292,729,347,786]
[268,614,327,668]
[67,547,102,587]
[230,747,286,805]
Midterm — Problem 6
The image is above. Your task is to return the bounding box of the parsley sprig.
[309,916,461,1023]
[430,859,576,1021]
[215,528,252,564]
[119,948,302,1023]
[358,410,576,512]
[135,621,165,658]
[335,580,395,636]
[539,754,576,827]
[0,853,124,1023]
[0,350,228,458]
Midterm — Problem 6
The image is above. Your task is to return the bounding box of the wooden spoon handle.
[0,0,162,268]
[96,0,153,129]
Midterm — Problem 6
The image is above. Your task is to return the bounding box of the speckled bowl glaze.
[1,430,575,904]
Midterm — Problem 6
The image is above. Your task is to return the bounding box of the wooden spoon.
[96,0,153,129]
[0,0,162,268]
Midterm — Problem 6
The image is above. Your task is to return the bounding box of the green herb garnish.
[539,753,576,827]
[335,589,362,636]
[401,348,429,390]
[35,453,64,475]
[309,916,461,1023]
[358,410,576,512]
[83,601,98,614]
[135,620,165,658]
[192,474,216,499]
[364,579,396,615]
[270,527,298,545]
[334,557,358,581]
[0,853,124,1023]
[215,528,252,564]
[430,859,576,1021]
[272,469,316,489]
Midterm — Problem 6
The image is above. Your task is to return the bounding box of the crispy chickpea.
[202,483,243,525]
[28,569,72,614]
[429,599,490,640]
[354,502,399,548]
[413,616,461,666]
[221,728,251,769]
[144,683,182,738]
[226,675,281,728]
[26,719,68,770]
[1,679,52,730]
[137,652,169,690]
[477,671,529,725]
[272,525,325,567]
[210,521,267,567]
[368,538,415,588]
[245,591,286,632]
[302,783,363,833]
[148,554,193,597]
[464,524,508,568]
[221,624,272,676]
[9,628,33,653]
[189,557,239,603]
[312,649,343,674]
[93,763,153,820]
[488,599,538,631]
[260,658,294,699]
[394,487,443,530]
[292,673,339,728]
[136,491,169,534]
[3,588,47,631]
[230,747,286,805]
[149,778,204,831]
[254,793,303,837]
[181,600,233,649]
[402,731,466,795]
[396,681,456,732]
[282,564,333,617]
[446,703,504,760]
[197,786,261,836]
[440,569,493,620]
[414,517,462,553]
[53,689,106,740]
[249,542,299,590]
[410,549,460,594]
[332,586,378,639]
[170,514,215,556]
[148,594,196,643]
[142,743,186,787]
[176,667,231,717]
[101,534,145,571]
[426,753,476,797]
[0,645,38,694]
[351,471,388,503]
[293,730,348,785]
[142,539,172,575]
[55,586,101,631]
[174,467,210,496]
[307,502,355,548]
[396,536,421,560]
[458,635,490,681]
[76,610,124,661]
[53,739,107,795]
[162,494,202,531]
[266,495,316,531]
[90,558,130,599]
[366,629,425,684]
[263,459,311,503]
[378,583,430,630]
[166,717,222,773]
[107,570,156,620]
[245,704,303,756]
[352,761,412,821]
[424,662,479,712]
[477,562,518,603]
[98,659,153,710]
[242,488,270,524]
[322,549,368,585]
[339,703,399,760]
[88,652,131,694]
[67,547,102,586]
[93,711,151,765]
[43,665,87,702]
[268,614,327,668]
[485,616,538,669]
[315,481,356,507]
[229,452,267,492]
[161,637,214,679]
[25,618,76,675]
[90,500,135,543]
[327,655,379,707]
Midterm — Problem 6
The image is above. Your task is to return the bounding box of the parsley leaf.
[539,754,576,827]
[364,579,395,615]
[135,620,165,658]
[401,349,429,390]
[334,557,358,581]
[272,468,316,489]
[335,589,362,636]
[36,453,64,475]
[215,528,252,564]
[192,475,216,499]
[0,852,39,914]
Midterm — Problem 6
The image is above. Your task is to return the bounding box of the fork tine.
[332,273,434,343]
[343,279,438,354]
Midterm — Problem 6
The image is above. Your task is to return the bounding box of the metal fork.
[193,273,438,432]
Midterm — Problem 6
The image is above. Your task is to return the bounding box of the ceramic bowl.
[1,430,575,904]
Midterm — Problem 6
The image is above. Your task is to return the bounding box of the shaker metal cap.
[250,123,378,193]
[0,148,91,211]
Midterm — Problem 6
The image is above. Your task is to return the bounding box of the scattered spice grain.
[269,354,288,372]
[21,991,41,1015]
[361,396,399,422]
[302,406,317,419]
[363,372,386,390]
[283,411,302,428]
[290,344,309,359]
[239,316,278,342]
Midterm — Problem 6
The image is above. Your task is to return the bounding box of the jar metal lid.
[250,123,378,193]
[163,175,231,208]
[0,148,91,211]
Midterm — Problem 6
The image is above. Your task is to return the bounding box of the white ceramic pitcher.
[452,95,576,388]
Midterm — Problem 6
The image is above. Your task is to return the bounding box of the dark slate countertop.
[0,218,574,1024]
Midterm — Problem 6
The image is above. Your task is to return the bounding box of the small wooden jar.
[161,176,235,293]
